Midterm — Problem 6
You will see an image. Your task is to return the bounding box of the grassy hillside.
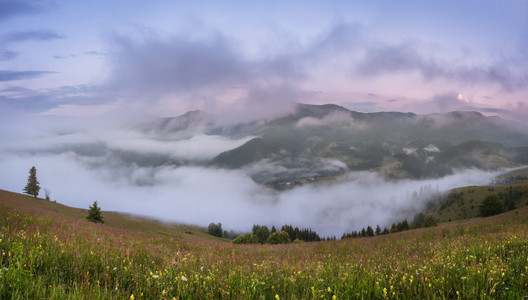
[0,190,213,241]
[429,167,528,222]
[2,189,528,298]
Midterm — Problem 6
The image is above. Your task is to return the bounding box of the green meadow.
[1,188,528,299]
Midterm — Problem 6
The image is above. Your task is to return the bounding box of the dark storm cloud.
[109,34,248,95]
[108,33,304,95]
[0,70,55,81]
[356,42,528,91]
[0,49,18,61]
[305,23,362,59]
[2,30,65,43]
[104,32,307,120]
[0,0,53,21]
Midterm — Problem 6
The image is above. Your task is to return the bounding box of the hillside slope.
[2,189,528,298]
[0,189,212,241]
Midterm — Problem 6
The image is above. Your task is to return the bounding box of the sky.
[1,0,527,122]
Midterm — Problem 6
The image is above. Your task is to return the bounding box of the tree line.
[342,213,439,239]
[227,224,322,244]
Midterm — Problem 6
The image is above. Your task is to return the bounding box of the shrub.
[232,233,258,244]
[207,222,223,237]
[267,231,291,244]
[479,194,504,217]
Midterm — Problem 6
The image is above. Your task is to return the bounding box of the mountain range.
[139,103,528,184]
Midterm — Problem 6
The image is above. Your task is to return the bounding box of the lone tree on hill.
[86,201,104,223]
[23,166,40,198]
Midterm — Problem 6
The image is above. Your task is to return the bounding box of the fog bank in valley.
[0,116,503,237]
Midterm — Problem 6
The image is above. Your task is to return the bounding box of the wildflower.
[113,267,117,271]
[130,294,134,300]
[152,274,159,279]
[275,294,280,300]
[181,276,188,281]
[382,288,387,298]
[332,296,336,300]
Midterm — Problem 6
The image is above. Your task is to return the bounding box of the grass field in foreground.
[1,189,528,299]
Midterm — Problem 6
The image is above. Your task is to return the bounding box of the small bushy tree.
[86,201,104,224]
[423,214,438,227]
[255,226,270,244]
[207,222,223,237]
[479,194,503,217]
[267,231,291,244]
[23,166,40,198]
[44,188,51,201]
[232,233,258,244]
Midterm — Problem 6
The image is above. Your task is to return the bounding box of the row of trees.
[232,224,322,244]
[342,214,439,239]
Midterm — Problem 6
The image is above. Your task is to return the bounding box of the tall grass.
[1,192,528,299]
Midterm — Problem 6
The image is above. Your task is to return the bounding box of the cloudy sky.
[1,0,527,122]
[2,0,526,235]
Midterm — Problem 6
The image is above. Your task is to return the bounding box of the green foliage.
[423,213,438,227]
[280,224,321,242]
[207,222,223,237]
[479,194,504,217]
[232,233,258,244]
[254,226,270,244]
[23,166,40,198]
[86,201,104,223]
[498,186,522,211]
[412,212,425,227]
[236,225,321,244]
[267,231,291,244]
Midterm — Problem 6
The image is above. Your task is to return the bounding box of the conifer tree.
[366,226,374,237]
[86,201,104,223]
[23,166,40,198]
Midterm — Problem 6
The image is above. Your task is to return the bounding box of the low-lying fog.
[0,115,504,237]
